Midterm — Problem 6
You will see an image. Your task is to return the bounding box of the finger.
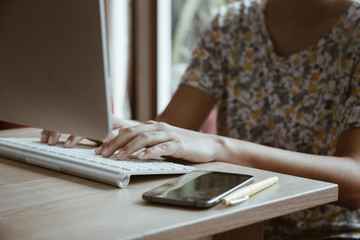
[95,142,108,155]
[48,132,61,146]
[42,131,61,145]
[99,126,148,157]
[40,130,50,143]
[64,135,83,148]
[137,141,178,160]
[113,131,172,160]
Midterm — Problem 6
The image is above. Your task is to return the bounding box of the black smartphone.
[142,170,254,208]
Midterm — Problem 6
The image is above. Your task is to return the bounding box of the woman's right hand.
[40,115,140,148]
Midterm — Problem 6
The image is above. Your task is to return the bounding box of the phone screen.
[142,170,254,208]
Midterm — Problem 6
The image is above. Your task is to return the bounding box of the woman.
[42,0,360,238]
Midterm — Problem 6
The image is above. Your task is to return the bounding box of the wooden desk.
[0,128,338,240]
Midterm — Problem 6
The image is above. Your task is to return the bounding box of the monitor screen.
[0,0,112,141]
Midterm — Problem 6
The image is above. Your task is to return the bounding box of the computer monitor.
[0,0,112,141]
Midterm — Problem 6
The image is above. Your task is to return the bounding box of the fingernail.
[48,136,53,145]
[95,146,101,154]
[64,140,71,148]
[102,148,109,157]
[116,150,125,159]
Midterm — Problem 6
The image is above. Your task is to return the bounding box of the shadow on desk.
[0,158,116,191]
[0,121,26,130]
[1,156,188,192]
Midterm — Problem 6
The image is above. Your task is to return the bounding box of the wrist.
[212,135,251,166]
[213,135,232,162]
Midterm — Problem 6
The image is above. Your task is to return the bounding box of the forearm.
[155,85,217,131]
[214,135,360,209]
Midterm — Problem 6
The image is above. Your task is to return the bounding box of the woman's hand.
[40,115,140,148]
[40,130,101,147]
[95,120,220,163]
[40,130,67,146]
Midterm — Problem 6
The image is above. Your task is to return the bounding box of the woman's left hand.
[95,120,219,163]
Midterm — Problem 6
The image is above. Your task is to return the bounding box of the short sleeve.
[180,14,225,101]
[342,56,360,130]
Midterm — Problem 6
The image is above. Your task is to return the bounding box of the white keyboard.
[0,138,195,188]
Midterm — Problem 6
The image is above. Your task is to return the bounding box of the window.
[107,0,131,119]
[131,0,238,122]
[157,0,238,131]
[158,0,239,110]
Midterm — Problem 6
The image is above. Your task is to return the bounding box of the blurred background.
[0,0,238,131]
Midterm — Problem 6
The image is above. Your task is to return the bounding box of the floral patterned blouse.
[181,0,360,239]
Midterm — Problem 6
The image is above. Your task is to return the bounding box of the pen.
[221,176,279,206]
